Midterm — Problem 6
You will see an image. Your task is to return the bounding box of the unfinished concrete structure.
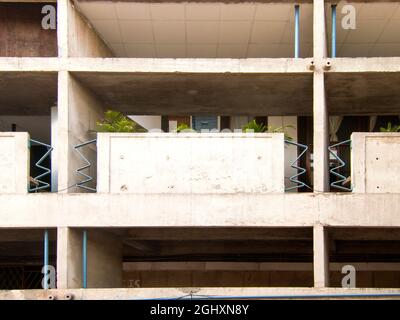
[1,0,400,299]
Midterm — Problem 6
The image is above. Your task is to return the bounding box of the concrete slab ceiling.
[326,72,400,115]
[75,2,314,58]
[0,72,57,115]
[72,72,313,115]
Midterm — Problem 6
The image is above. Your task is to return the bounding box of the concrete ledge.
[0,58,60,72]
[0,193,400,227]
[64,58,313,73]
[326,57,400,73]
[1,287,400,300]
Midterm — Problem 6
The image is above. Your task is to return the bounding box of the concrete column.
[57,228,122,289]
[57,71,70,192]
[57,71,106,193]
[313,0,329,192]
[313,224,330,287]
[57,227,82,289]
[57,0,68,58]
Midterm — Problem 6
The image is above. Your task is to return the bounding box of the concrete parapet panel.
[0,132,29,194]
[97,132,285,194]
[352,132,400,193]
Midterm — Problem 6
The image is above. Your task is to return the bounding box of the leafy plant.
[242,120,294,140]
[96,110,146,133]
[242,119,267,133]
[380,122,400,132]
[176,123,195,133]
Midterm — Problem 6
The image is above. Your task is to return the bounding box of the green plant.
[176,123,195,133]
[242,120,294,140]
[96,110,146,133]
[380,122,400,132]
[242,119,267,133]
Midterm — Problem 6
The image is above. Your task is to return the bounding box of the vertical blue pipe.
[332,4,337,58]
[43,230,49,289]
[294,5,300,58]
[82,230,87,288]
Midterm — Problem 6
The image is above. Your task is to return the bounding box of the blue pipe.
[294,5,300,58]
[43,230,49,289]
[332,4,337,58]
[82,230,87,288]
[137,293,400,300]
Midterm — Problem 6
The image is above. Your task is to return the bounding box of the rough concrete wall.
[0,3,57,57]
[268,116,298,191]
[67,0,113,57]
[352,133,400,193]
[57,228,122,289]
[121,270,400,288]
[87,229,122,288]
[0,132,29,194]
[66,74,105,192]
[123,270,313,288]
[97,133,285,194]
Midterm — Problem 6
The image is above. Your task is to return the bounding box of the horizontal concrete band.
[1,287,400,300]
[0,193,400,228]
[1,57,400,73]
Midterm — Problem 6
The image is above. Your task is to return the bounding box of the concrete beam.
[326,58,400,73]
[1,193,400,228]
[1,287,400,300]
[64,58,313,73]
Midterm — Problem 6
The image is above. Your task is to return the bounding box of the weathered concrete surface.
[72,71,313,116]
[57,228,122,289]
[0,193,400,227]
[97,133,284,194]
[0,72,57,115]
[352,133,400,193]
[1,287,400,300]
[0,132,29,193]
[66,0,113,58]
[326,72,400,115]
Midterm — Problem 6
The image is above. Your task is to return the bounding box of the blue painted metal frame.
[29,139,53,192]
[82,230,88,288]
[74,139,97,192]
[294,5,300,58]
[285,140,311,191]
[43,230,49,289]
[328,139,352,191]
[331,4,337,58]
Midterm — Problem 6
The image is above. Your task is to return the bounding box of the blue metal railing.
[29,139,53,192]
[328,139,352,191]
[74,139,97,192]
[285,140,310,191]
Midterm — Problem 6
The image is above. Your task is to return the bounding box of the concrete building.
[1,0,400,299]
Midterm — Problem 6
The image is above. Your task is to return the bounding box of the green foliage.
[242,120,294,140]
[176,123,195,133]
[242,119,267,133]
[96,110,146,133]
[380,122,400,132]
